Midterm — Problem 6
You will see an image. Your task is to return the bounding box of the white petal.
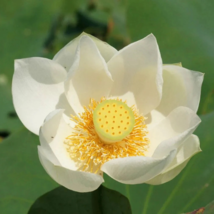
[101,149,176,184]
[107,34,163,115]
[146,109,165,130]
[40,109,76,170]
[146,135,201,185]
[53,32,117,71]
[157,65,204,115]
[146,159,189,185]
[65,36,113,114]
[165,134,201,172]
[12,58,67,135]
[147,107,201,158]
[38,146,104,192]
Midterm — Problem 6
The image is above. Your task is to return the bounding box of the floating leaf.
[0,128,58,214]
[183,200,214,214]
[28,185,132,214]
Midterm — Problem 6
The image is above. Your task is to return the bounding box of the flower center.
[93,100,135,144]
[65,98,149,174]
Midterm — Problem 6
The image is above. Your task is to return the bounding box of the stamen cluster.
[65,98,149,174]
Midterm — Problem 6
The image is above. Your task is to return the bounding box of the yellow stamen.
[65,98,149,174]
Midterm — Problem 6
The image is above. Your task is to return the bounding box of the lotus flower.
[12,33,203,192]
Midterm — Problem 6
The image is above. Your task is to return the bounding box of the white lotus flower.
[12,33,204,192]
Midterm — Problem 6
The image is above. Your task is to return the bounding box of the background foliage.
[0,0,214,213]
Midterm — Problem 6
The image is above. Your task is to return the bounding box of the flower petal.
[146,109,165,130]
[146,159,189,185]
[107,34,163,115]
[165,134,201,172]
[101,149,176,184]
[39,109,76,170]
[53,32,117,71]
[146,134,201,185]
[12,58,67,135]
[38,146,104,192]
[156,65,204,115]
[147,106,201,158]
[64,35,113,114]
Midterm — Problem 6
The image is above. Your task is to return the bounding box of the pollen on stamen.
[65,97,149,174]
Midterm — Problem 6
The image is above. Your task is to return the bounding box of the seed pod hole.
[93,99,135,142]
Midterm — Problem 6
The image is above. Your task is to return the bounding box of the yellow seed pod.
[93,100,135,143]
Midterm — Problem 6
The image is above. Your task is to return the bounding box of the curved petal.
[146,134,201,185]
[146,109,165,130]
[157,65,204,115]
[53,32,117,71]
[101,149,176,184]
[146,107,201,158]
[38,146,104,193]
[107,34,163,115]
[40,109,76,170]
[146,159,189,185]
[165,134,201,172]
[65,36,113,114]
[12,57,67,135]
